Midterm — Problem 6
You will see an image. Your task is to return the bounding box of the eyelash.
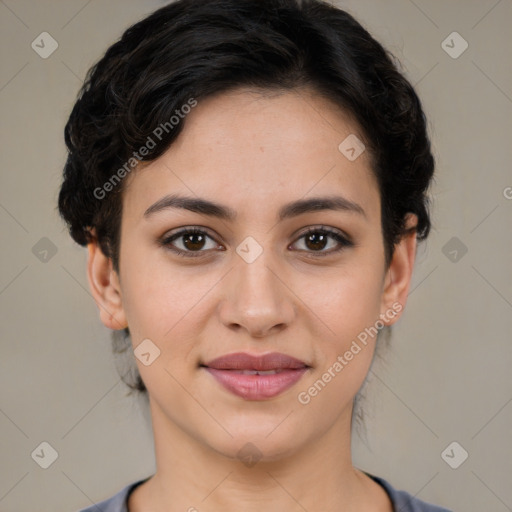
[159,226,354,259]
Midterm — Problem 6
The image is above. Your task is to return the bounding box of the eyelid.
[159,226,221,257]
[292,225,352,244]
[289,225,353,256]
[160,225,353,257]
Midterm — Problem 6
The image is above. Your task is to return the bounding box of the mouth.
[200,352,311,400]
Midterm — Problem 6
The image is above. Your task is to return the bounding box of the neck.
[130,396,383,512]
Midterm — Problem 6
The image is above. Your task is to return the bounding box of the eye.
[160,227,221,258]
[290,226,353,256]
[160,225,353,259]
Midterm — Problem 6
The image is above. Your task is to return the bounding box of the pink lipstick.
[201,352,310,400]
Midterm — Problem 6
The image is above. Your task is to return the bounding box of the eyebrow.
[143,193,367,221]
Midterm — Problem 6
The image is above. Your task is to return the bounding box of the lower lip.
[204,367,309,400]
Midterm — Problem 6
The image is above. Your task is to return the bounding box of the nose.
[217,248,296,339]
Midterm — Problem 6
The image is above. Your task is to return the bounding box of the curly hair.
[58,0,435,397]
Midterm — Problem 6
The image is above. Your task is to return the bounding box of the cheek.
[299,262,384,391]
[119,270,203,392]
[118,254,222,369]
[119,274,173,340]
[305,264,384,340]
[119,245,194,333]
[295,277,383,416]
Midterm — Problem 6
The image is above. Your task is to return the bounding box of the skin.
[87,87,418,511]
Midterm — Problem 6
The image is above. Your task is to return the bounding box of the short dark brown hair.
[58,0,435,397]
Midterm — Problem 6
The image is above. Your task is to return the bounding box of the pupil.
[184,233,205,250]
[306,233,327,251]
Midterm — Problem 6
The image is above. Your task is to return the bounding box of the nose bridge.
[219,241,294,336]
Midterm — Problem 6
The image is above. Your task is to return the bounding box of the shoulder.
[367,473,453,512]
[75,478,149,512]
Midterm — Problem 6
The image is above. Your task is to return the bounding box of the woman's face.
[96,88,414,461]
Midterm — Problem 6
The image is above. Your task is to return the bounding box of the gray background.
[1,0,511,510]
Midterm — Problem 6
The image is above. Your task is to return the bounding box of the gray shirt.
[76,473,452,511]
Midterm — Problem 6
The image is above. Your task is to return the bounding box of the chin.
[201,424,307,465]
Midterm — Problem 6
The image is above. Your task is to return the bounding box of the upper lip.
[202,352,309,371]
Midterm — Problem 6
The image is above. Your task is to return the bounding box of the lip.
[203,352,309,371]
[201,352,310,400]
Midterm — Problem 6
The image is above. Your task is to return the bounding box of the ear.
[379,213,418,326]
[86,235,128,330]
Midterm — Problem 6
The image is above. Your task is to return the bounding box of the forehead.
[122,88,380,224]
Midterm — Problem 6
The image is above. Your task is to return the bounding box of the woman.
[59,0,451,510]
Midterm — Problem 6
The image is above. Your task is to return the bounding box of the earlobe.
[87,238,128,330]
[380,213,418,326]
